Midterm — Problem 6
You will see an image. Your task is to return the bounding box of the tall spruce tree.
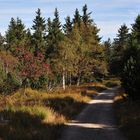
[114,24,129,50]
[46,8,63,59]
[6,17,27,55]
[32,8,46,54]
[110,24,129,75]
[46,8,64,87]
[63,16,73,35]
[82,4,93,26]
[73,8,81,27]
[104,38,112,71]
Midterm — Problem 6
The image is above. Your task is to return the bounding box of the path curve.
[59,87,126,140]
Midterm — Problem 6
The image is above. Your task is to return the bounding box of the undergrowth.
[114,88,140,140]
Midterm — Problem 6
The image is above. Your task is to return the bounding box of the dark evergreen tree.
[73,8,81,26]
[122,44,140,100]
[32,8,46,54]
[46,8,64,86]
[104,38,112,70]
[82,4,93,26]
[114,24,129,50]
[63,16,73,35]
[23,28,34,52]
[52,8,62,38]
[110,24,129,75]
[131,15,140,44]
[121,15,140,99]
[6,17,27,54]
[46,8,63,57]
[47,18,52,34]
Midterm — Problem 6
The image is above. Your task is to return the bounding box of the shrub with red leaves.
[16,47,49,83]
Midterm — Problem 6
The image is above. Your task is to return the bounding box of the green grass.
[114,88,140,140]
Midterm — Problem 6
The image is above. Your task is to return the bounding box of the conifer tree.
[63,16,73,35]
[121,15,140,99]
[73,8,81,27]
[104,38,112,60]
[51,8,63,41]
[82,4,93,26]
[68,21,105,84]
[110,24,129,75]
[46,8,64,87]
[89,24,107,79]
[131,14,140,44]
[46,8,63,59]
[6,17,27,55]
[114,24,129,50]
[26,28,32,51]
[32,8,46,54]
[104,38,112,70]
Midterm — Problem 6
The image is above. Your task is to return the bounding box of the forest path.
[59,87,126,140]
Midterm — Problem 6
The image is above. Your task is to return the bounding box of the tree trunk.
[69,72,72,86]
[23,84,26,96]
[62,68,66,90]
[77,76,80,86]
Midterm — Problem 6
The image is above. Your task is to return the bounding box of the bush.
[0,73,21,94]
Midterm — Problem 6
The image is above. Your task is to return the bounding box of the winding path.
[59,87,126,140]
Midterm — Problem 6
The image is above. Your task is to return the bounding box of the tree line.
[0,5,108,93]
[1,4,139,99]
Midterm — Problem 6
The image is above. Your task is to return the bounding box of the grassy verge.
[0,82,108,140]
[114,88,140,140]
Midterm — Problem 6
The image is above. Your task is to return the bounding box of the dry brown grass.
[0,83,102,140]
[114,88,140,140]
[0,79,118,140]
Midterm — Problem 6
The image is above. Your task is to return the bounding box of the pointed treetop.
[73,8,81,26]
[52,8,61,31]
[32,8,47,54]
[114,24,129,45]
[82,4,93,25]
[54,8,59,19]
[32,8,46,32]
[63,16,73,34]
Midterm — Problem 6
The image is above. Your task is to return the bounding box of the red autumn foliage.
[16,47,49,81]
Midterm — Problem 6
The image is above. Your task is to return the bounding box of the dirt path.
[59,87,126,140]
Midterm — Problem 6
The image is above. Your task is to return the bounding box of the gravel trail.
[59,87,126,140]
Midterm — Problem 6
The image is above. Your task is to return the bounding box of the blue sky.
[0,0,140,41]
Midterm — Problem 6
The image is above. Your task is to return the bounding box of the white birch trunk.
[77,76,80,86]
[62,68,66,90]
